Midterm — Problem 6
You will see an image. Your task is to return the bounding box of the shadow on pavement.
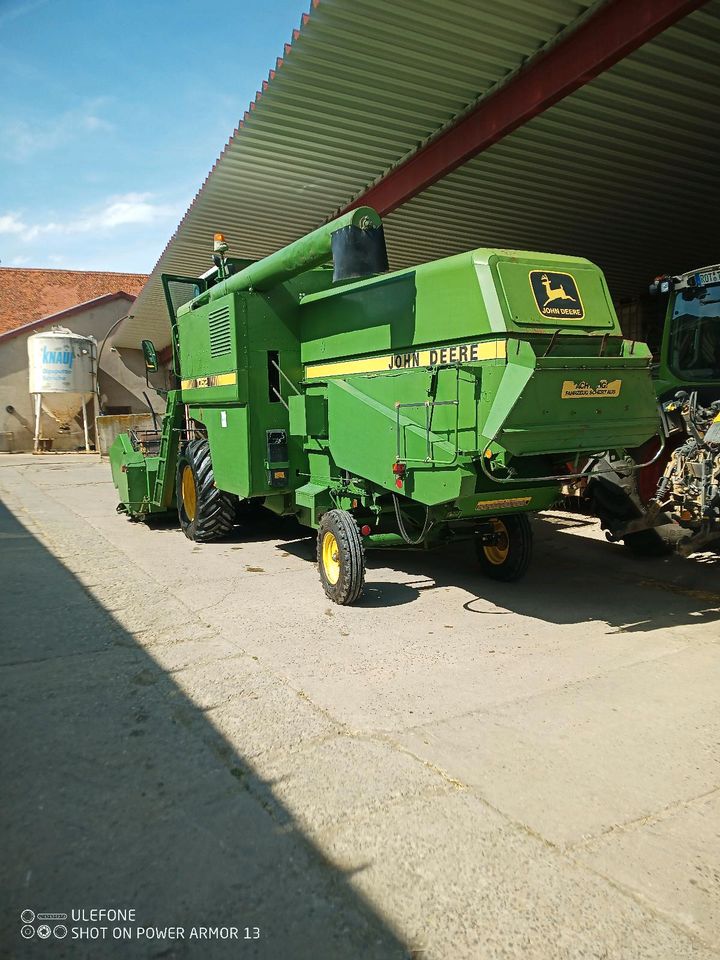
[0,500,409,960]
[271,509,720,632]
[364,514,720,633]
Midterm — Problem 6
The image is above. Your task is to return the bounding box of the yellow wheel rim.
[483,519,510,566]
[181,464,197,522]
[322,531,341,585]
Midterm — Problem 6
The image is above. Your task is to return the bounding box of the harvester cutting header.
[110,208,660,604]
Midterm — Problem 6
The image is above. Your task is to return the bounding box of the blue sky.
[0,0,308,273]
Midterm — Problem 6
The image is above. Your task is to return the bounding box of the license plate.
[695,268,720,286]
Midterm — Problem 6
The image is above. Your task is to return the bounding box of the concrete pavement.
[1,453,718,959]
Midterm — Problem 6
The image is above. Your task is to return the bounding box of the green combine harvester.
[110,207,661,604]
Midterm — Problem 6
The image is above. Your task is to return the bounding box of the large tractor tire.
[590,478,672,558]
[317,509,365,605]
[176,439,236,543]
[476,514,533,581]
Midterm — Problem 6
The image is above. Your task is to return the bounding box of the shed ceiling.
[118,0,718,349]
[383,2,720,298]
[118,0,597,347]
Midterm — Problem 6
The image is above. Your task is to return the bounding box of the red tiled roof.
[0,292,138,344]
[0,267,148,336]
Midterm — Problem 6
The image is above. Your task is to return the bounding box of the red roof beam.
[342,0,707,217]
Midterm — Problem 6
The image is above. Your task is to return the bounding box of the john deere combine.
[110,207,660,604]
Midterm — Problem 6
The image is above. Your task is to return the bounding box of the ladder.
[151,389,183,508]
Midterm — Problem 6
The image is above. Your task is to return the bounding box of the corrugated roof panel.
[118,0,596,347]
[383,1,720,298]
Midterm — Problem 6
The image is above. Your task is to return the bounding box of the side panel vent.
[208,305,232,358]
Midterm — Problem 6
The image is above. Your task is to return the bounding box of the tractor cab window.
[669,285,720,379]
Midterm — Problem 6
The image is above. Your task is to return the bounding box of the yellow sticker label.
[561,379,621,399]
[476,497,531,511]
[305,339,506,380]
[181,371,237,390]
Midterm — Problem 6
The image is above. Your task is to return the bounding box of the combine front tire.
[476,515,533,581]
[317,510,365,605]
[177,439,235,542]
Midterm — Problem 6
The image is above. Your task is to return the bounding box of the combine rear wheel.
[177,439,235,542]
[476,515,533,581]
[317,509,365,605]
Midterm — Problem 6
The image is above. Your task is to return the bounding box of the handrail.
[395,367,461,465]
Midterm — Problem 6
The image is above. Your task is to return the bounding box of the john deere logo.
[529,271,584,319]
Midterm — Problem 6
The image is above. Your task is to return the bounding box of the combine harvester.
[110,208,661,604]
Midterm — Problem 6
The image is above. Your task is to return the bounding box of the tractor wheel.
[176,439,235,543]
[590,478,672,558]
[620,528,674,557]
[476,514,533,582]
[317,509,365,605]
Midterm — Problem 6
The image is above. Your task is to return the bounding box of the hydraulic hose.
[477,431,667,487]
[392,493,434,545]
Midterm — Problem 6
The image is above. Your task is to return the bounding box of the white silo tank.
[28,326,98,451]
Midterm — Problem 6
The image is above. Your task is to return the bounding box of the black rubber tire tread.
[590,478,671,558]
[177,439,236,543]
[620,528,674,557]
[317,509,366,605]
[475,514,533,582]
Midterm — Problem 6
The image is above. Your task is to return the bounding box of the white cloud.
[0,213,25,235]
[0,99,116,161]
[91,193,176,229]
[83,115,114,133]
[0,193,182,241]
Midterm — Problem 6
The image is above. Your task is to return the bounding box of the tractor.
[588,264,720,556]
[110,208,661,604]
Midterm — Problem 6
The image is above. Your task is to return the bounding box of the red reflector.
[361,524,371,536]
[395,477,403,489]
[392,462,406,475]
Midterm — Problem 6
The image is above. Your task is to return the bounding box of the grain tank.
[110,208,661,604]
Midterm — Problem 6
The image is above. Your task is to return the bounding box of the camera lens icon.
[37,924,52,939]
[20,910,35,924]
[54,925,68,939]
[21,925,35,939]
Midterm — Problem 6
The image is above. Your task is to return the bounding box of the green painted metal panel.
[289,393,327,438]
[493,254,617,330]
[201,405,251,498]
[326,376,475,506]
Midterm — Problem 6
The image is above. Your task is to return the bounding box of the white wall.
[0,298,168,452]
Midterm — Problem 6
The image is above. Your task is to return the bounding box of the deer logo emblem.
[529,270,584,319]
[540,273,576,307]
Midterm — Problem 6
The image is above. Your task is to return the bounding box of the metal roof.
[119,0,718,349]
[118,0,598,347]
[383,1,720,298]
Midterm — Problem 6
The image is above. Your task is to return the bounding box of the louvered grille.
[208,306,232,358]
